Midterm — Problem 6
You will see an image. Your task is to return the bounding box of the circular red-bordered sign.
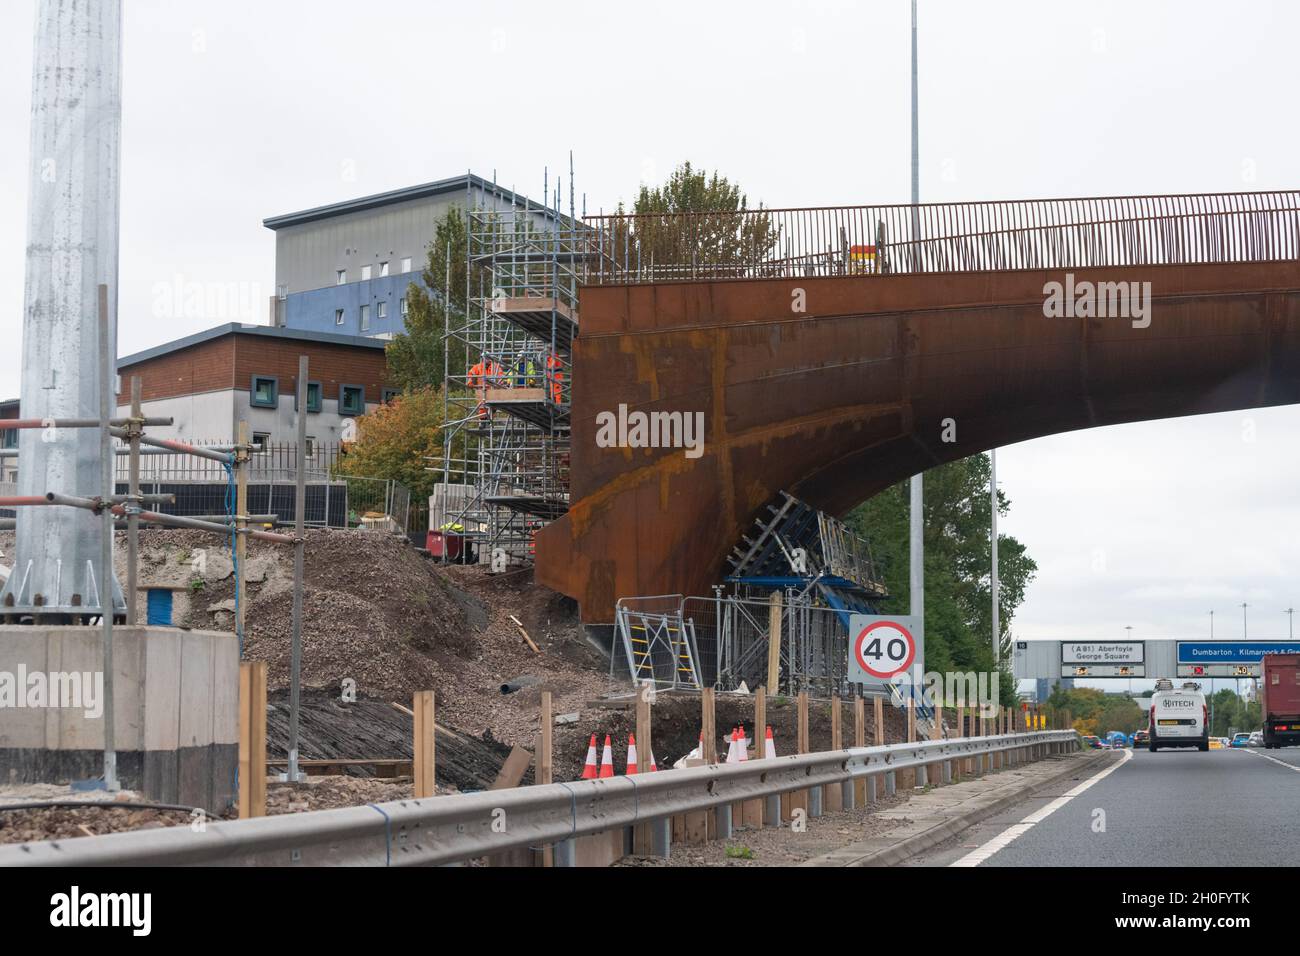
[853,620,917,679]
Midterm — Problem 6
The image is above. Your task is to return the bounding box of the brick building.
[114,322,393,449]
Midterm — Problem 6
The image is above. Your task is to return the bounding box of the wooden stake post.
[767,592,782,692]
[539,691,554,867]
[413,690,436,799]
[234,420,250,649]
[825,696,844,811]
[784,692,810,820]
[633,690,654,854]
[238,661,267,818]
[680,688,715,845]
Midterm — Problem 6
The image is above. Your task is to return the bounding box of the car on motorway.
[1231,733,1252,748]
[1209,737,1224,749]
[1081,734,1104,749]
[1148,679,1209,751]
[1249,731,1264,747]
[1133,729,1150,747]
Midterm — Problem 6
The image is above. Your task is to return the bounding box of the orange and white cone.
[626,733,639,775]
[580,734,599,780]
[764,725,777,759]
[598,734,616,778]
[725,727,740,764]
[650,750,658,772]
[738,726,749,762]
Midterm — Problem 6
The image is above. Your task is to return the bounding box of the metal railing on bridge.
[582,190,1300,284]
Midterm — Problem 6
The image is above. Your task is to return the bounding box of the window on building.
[250,375,278,408]
[400,257,412,273]
[295,380,322,413]
[339,384,365,416]
[334,308,345,325]
[360,304,370,331]
[336,270,346,285]
[277,284,287,301]
[400,297,408,318]
[305,436,317,459]
[361,264,372,281]
[252,432,271,451]
[376,300,387,320]
[382,387,400,404]
[379,260,389,277]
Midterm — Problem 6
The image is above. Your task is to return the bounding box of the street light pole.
[907,0,926,684]
[1209,610,1214,639]
[991,449,999,663]
[1287,607,1294,640]
[1241,602,1248,639]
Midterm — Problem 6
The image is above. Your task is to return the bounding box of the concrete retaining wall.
[0,625,238,812]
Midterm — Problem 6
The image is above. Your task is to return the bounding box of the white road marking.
[949,749,1133,867]
[1243,749,1300,773]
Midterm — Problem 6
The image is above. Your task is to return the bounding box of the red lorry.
[1260,653,1300,749]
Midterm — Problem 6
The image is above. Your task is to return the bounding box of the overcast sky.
[3,1,1299,668]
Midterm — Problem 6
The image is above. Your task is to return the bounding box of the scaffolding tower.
[439,165,589,565]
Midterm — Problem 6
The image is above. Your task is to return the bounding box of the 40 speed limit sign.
[849,614,923,685]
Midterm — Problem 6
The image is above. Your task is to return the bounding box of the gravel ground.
[0,776,442,845]
[616,791,915,867]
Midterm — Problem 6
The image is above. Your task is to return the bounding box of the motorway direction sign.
[1061,641,1144,664]
[1175,640,1300,678]
[849,614,922,688]
[1060,641,1145,677]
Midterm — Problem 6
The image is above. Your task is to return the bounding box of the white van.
[1148,679,1208,752]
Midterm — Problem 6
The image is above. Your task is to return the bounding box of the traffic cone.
[738,725,749,761]
[626,733,639,775]
[580,734,599,780]
[650,750,658,772]
[725,727,739,764]
[599,734,615,778]
[764,726,777,759]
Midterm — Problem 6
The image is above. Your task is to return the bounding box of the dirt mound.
[140,528,621,750]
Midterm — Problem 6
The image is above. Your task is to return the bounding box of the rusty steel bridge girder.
[534,259,1300,624]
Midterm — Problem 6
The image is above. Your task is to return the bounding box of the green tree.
[385,207,473,393]
[334,386,447,500]
[610,162,780,278]
[848,453,1038,705]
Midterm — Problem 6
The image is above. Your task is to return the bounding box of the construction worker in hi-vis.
[546,351,564,405]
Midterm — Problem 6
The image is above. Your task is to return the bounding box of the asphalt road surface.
[909,745,1300,867]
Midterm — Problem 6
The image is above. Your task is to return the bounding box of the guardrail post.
[716,802,733,840]
[414,690,436,799]
[238,660,267,819]
[784,693,810,822]
[954,704,965,781]
[743,687,766,828]
[853,697,867,805]
[554,839,577,867]
[908,698,925,788]
[874,696,894,796]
